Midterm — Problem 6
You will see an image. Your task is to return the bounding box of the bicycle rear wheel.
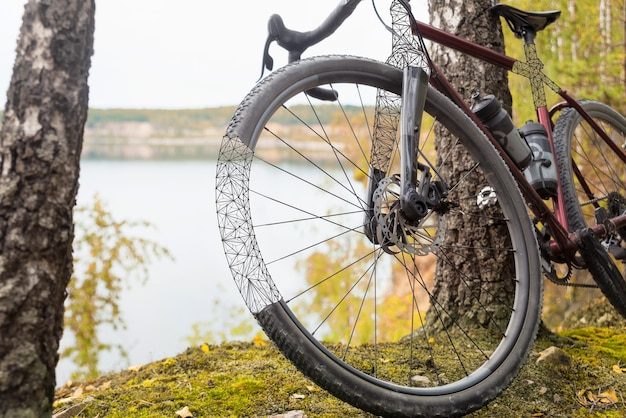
[554,100,626,317]
[216,55,542,417]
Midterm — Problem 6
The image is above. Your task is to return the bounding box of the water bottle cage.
[536,157,552,167]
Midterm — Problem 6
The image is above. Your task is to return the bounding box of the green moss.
[571,408,626,418]
[561,328,626,362]
[54,333,626,417]
[159,357,178,369]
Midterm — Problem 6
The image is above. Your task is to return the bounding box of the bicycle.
[215,1,626,416]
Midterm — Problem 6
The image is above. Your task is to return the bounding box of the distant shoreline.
[80,136,343,162]
[81,137,223,160]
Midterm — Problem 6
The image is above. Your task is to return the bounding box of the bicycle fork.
[399,66,430,220]
[364,66,448,244]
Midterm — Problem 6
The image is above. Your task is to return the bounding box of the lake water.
[56,158,250,384]
[57,155,360,384]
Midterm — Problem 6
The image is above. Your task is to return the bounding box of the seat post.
[521,27,542,71]
[521,27,537,45]
[513,26,550,110]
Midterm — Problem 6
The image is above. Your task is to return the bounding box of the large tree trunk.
[428,0,514,326]
[0,0,94,416]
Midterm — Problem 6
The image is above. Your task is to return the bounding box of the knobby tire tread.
[553,100,626,318]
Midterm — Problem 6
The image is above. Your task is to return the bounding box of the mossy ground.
[54,325,626,418]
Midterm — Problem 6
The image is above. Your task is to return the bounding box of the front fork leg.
[364,66,430,243]
[399,66,430,221]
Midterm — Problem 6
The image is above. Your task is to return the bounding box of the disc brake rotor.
[372,175,441,255]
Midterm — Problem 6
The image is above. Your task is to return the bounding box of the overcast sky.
[0,0,428,109]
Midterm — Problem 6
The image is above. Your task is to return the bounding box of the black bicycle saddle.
[491,4,561,37]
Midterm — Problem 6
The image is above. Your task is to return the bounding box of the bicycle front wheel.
[554,100,626,317]
[216,55,541,417]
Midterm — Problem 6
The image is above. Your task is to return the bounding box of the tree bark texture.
[429,0,511,110]
[428,0,515,327]
[0,0,94,416]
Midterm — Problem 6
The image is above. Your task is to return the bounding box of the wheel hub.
[372,175,442,255]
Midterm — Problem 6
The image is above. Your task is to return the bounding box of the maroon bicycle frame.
[414,20,626,260]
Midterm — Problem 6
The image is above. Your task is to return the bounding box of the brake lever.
[260,35,274,80]
[259,15,285,80]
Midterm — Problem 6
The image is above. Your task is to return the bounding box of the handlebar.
[265,0,362,65]
[261,0,363,100]
[263,0,363,66]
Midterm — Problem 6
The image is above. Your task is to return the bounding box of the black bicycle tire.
[216,55,542,417]
[553,100,626,317]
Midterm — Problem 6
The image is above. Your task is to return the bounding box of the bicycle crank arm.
[400,66,430,221]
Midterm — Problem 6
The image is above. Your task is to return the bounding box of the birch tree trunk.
[428,0,515,326]
[0,0,95,416]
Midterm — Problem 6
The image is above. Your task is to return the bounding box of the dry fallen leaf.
[586,391,598,403]
[253,335,266,347]
[73,386,84,398]
[175,405,193,418]
[598,387,619,404]
[577,389,592,406]
[577,387,619,406]
[99,380,112,391]
[612,364,626,374]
